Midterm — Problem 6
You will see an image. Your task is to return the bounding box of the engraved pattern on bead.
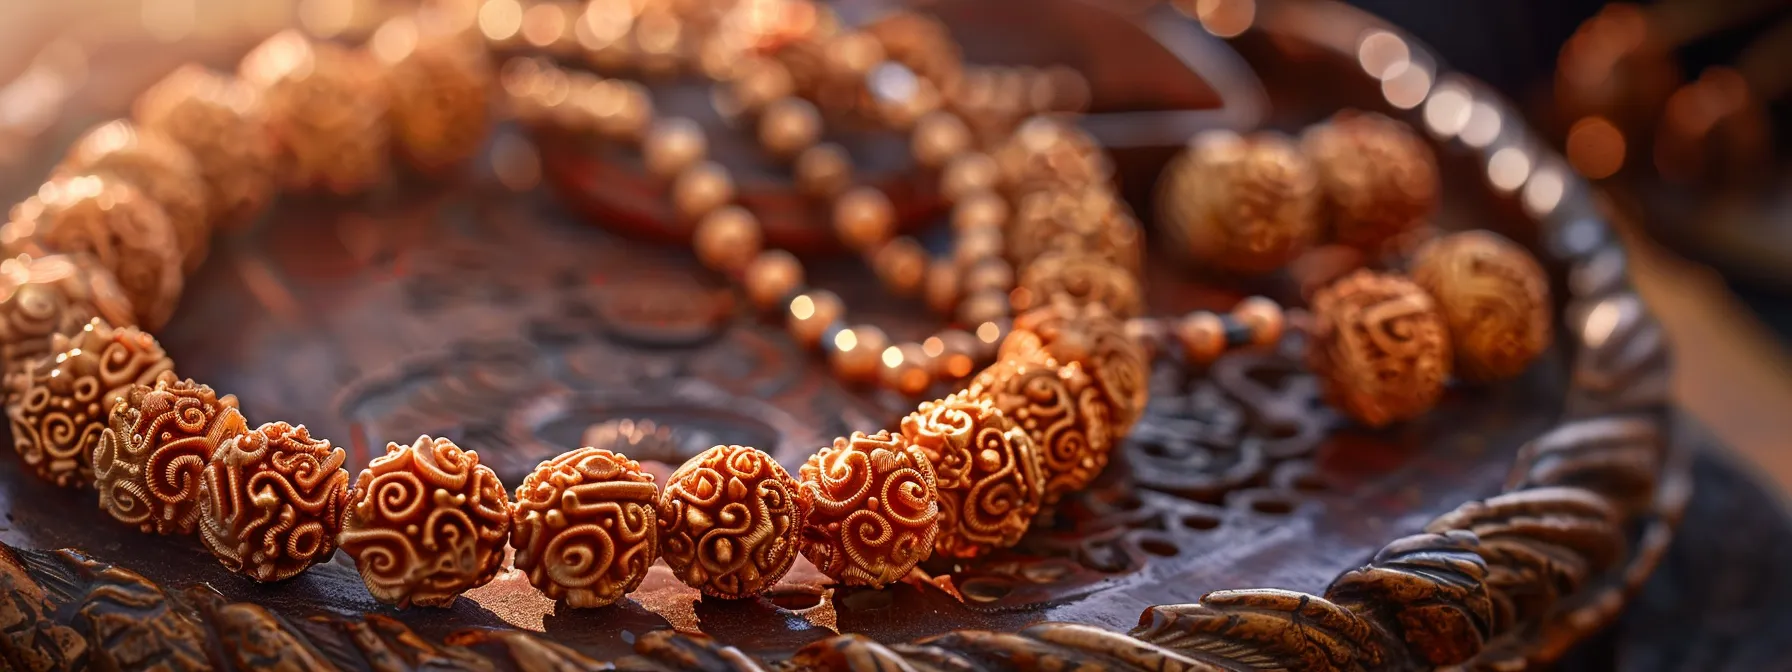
[967,355,1113,504]
[1003,300,1149,433]
[241,31,391,195]
[657,444,803,599]
[377,22,494,174]
[1015,252,1144,318]
[1009,187,1144,273]
[5,319,173,487]
[994,116,1110,196]
[511,447,658,608]
[61,120,212,273]
[338,436,512,606]
[0,254,135,379]
[1309,270,1453,427]
[1155,130,1320,274]
[1301,111,1440,250]
[197,422,350,582]
[798,430,940,587]
[133,64,277,230]
[1410,231,1553,381]
[4,175,184,330]
[899,393,1043,558]
[93,375,248,534]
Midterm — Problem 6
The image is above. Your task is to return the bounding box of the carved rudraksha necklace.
[0,0,1552,612]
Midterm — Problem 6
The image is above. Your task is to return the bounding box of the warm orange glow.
[881,346,904,369]
[520,3,568,48]
[1565,116,1625,179]
[789,294,815,320]
[976,322,1001,344]
[478,0,522,41]
[1194,0,1255,38]
[1357,31,1410,81]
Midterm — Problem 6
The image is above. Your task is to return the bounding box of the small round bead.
[940,152,1000,203]
[1006,300,1150,433]
[900,392,1044,557]
[798,430,940,587]
[962,258,1014,295]
[596,81,653,141]
[7,175,185,330]
[729,58,795,114]
[872,237,929,298]
[828,325,889,384]
[833,187,895,252]
[744,250,804,311]
[240,31,390,195]
[61,120,211,274]
[912,111,971,169]
[1309,270,1452,427]
[197,422,350,582]
[794,143,854,200]
[923,260,961,316]
[1409,231,1552,381]
[693,206,762,274]
[95,375,247,535]
[1176,311,1226,364]
[339,436,512,607]
[1155,130,1319,274]
[951,192,1009,233]
[7,319,173,487]
[926,330,981,380]
[132,64,277,230]
[956,289,1009,327]
[671,161,735,222]
[511,448,658,608]
[0,254,136,377]
[643,117,707,179]
[953,226,1005,267]
[658,445,803,598]
[758,97,822,159]
[1301,111,1440,250]
[375,19,493,174]
[787,291,843,348]
[879,342,934,397]
[824,32,886,81]
[966,355,1112,504]
[1233,296,1285,347]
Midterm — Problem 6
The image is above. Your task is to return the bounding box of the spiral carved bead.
[133,64,278,231]
[899,393,1043,558]
[798,431,941,587]
[197,422,350,582]
[240,31,391,195]
[1008,187,1144,273]
[94,375,248,535]
[5,319,173,487]
[657,445,803,599]
[1309,270,1453,427]
[0,254,135,379]
[61,120,211,274]
[1154,130,1320,274]
[994,117,1110,196]
[1302,111,1440,251]
[511,448,658,608]
[3,175,184,330]
[967,354,1113,504]
[338,436,512,606]
[1410,231,1553,382]
[377,22,494,174]
[1015,251,1144,319]
[1003,300,1149,435]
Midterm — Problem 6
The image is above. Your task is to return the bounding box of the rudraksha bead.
[1155,130,1320,274]
[6,319,174,487]
[0,254,135,379]
[376,19,494,174]
[899,393,1043,558]
[94,375,248,535]
[657,444,804,599]
[3,175,184,329]
[1014,251,1144,319]
[133,64,278,230]
[197,422,350,582]
[1309,270,1453,427]
[1410,231,1553,382]
[1003,299,1149,434]
[797,431,941,587]
[1008,187,1144,273]
[966,354,1113,504]
[993,117,1111,196]
[61,120,212,273]
[338,436,511,606]
[240,31,391,195]
[511,448,658,608]
[1301,111,1439,251]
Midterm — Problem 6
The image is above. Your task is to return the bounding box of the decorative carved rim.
[0,2,1686,671]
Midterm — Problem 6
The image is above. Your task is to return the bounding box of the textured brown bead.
[1004,300,1149,433]
[1015,251,1143,318]
[794,143,853,199]
[671,161,735,222]
[744,250,804,311]
[758,97,822,159]
[798,430,940,587]
[62,120,211,274]
[6,319,173,487]
[1309,270,1452,427]
[871,237,928,298]
[339,436,512,607]
[240,31,390,195]
[693,206,763,274]
[644,117,708,179]
[658,444,803,598]
[1302,111,1440,250]
[0,254,135,378]
[133,64,277,230]
[198,422,350,582]
[5,175,184,330]
[899,393,1043,558]
[1175,311,1226,364]
[94,375,247,535]
[1155,130,1319,274]
[911,111,971,169]
[376,21,494,174]
[967,354,1112,504]
[1011,187,1144,273]
[994,116,1110,196]
[511,447,658,608]
[1410,231,1552,381]
[940,152,999,203]
[829,325,889,385]
[787,290,843,348]
[833,187,896,252]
